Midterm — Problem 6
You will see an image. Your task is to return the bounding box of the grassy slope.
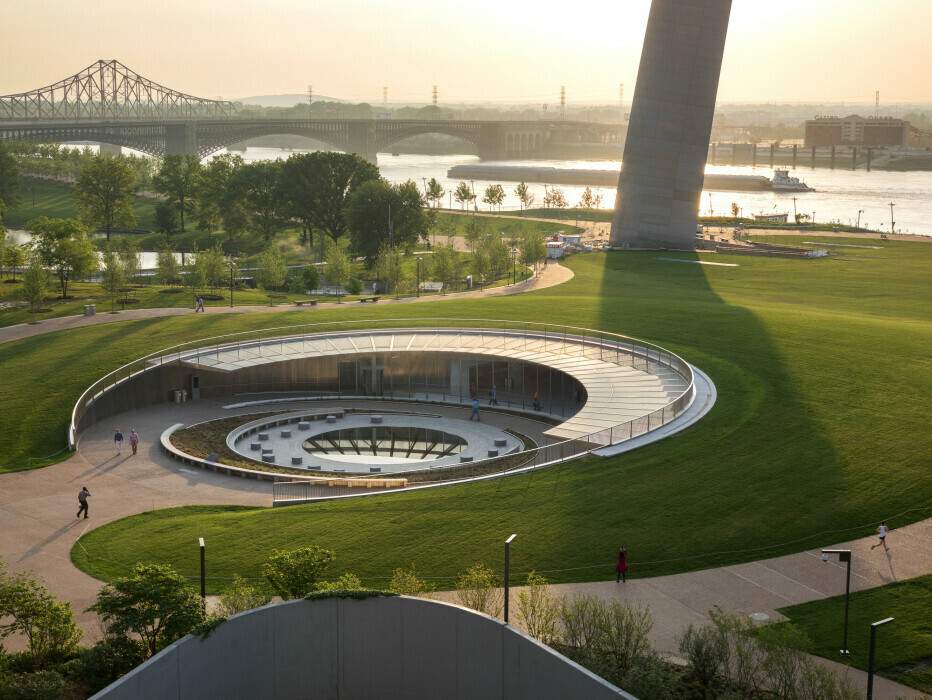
[776,574,932,693]
[47,239,931,591]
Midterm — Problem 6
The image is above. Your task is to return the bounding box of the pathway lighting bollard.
[821,549,852,656]
[867,617,894,700]
[504,534,517,623]
[228,261,236,307]
[415,256,422,297]
[511,247,518,285]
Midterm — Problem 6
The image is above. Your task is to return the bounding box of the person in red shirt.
[616,547,628,583]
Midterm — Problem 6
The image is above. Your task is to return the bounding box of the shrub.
[302,265,319,292]
[0,670,66,700]
[388,565,434,598]
[515,572,559,645]
[262,546,335,600]
[678,623,726,687]
[64,636,147,694]
[756,623,812,698]
[216,575,272,617]
[558,594,604,650]
[345,276,364,296]
[453,563,503,618]
[315,573,363,593]
[601,600,654,677]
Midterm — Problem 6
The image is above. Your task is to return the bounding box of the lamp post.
[504,534,517,623]
[511,247,518,285]
[415,256,422,297]
[198,537,206,600]
[227,261,236,308]
[857,210,864,230]
[821,549,852,656]
[888,202,895,234]
[867,617,894,700]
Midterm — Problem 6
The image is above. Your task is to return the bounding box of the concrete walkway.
[1,393,928,697]
[0,260,573,346]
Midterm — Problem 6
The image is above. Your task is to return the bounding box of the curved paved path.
[0,260,574,346]
[0,391,928,697]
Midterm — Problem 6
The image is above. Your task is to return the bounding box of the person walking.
[114,428,124,455]
[76,486,90,519]
[532,390,541,411]
[470,398,481,421]
[129,429,139,455]
[871,521,889,551]
[616,547,628,583]
[489,385,498,406]
[195,294,205,313]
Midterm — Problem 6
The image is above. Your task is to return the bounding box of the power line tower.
[432,85,438,118]
[875,90,880,117]
[560,86,566,121]
[307,85,313,118]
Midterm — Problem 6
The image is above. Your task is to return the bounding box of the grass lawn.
[45,238,931,593]
[776,574,932,693]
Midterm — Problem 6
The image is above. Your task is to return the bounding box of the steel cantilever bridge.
[0,60,623,161]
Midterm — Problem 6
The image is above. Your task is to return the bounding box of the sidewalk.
[0,261,572,346]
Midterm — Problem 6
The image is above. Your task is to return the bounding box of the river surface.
[229,148,931,236]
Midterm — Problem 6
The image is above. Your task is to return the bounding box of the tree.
[153,154,202,232]
[72,153,139,240]
[515,572,560,645]
[0,141,22,210]
[520,231,547,273]
[262,546,335,600]
[425,177,444,209]
[345,179,428,264]
[0,566,83,669]
[463,216,487,252]
[431,244,454,294]
[488,234,510,280]
[280,151,380,246]
[224,160,288,242]
[195,154,242,239]
[181,250,205,294]
[437,214,457,244]
[117,236,141,287]
[324,246,350,302]
[222,200,250,241]
[302,265,320,293]
[482,184,498,211]
[4,243,27,281]
[21,254,48,324]
[578,186,598,211]
[100,245,125,313]
[27,217,97,298]
[87,563,205,658]
[543,187,567,209]
[515,181,535,212]
[731,202,740,218]
[198,244,227,295]
[372,244,405,297]
[156,244,180,286]
[453,181,473,210]
[154,201,179,237]
[257,244,286,305]
[470,247,491,289]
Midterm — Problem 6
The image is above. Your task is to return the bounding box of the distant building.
[805,115,910,147]
[753,212,789,223]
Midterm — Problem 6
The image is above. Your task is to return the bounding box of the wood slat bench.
[358,296,381,303]
[295,299,318,306]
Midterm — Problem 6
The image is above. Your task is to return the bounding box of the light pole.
[511,247,518,285]
[857,210,864,229]
[415,256,422,297]
[821,549,852,656]
[888,202,895,234]
[198,537,206,600]
[227,261,236,308]
[504,534,517,624]
[867,617,894,700]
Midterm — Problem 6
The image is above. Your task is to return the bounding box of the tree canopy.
[0,141,23,211]
[72,153,138,240]
[345,179,428,263]
[225,160,288,242]
[153,154,202,232]
[26,217,97,298]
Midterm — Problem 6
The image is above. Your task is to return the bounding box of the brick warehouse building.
[805,115,910,147]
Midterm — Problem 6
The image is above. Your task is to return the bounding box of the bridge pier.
[165,122,198,156]
[477,123,507,160]
[346,123,379,163]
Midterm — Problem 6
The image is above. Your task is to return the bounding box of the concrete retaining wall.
[90,596,636,700]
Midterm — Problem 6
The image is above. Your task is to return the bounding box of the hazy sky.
[2,0,931,105]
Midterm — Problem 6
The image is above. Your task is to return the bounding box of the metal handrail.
[69,320,696,466]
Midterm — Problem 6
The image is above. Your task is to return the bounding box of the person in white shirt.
[870,521,889,551]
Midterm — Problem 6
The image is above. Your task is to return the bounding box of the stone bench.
[358,296,381,303]
[295,299,318,306]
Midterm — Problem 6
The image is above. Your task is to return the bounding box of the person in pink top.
[616,547,628,583]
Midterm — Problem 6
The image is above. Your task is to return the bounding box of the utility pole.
[560,86,566,121]
[888,202,895,233]
[307,85,313,119]
[383,86,388,104]
[792,196,798,223]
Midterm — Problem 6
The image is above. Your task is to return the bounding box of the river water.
[234,148,932,236]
